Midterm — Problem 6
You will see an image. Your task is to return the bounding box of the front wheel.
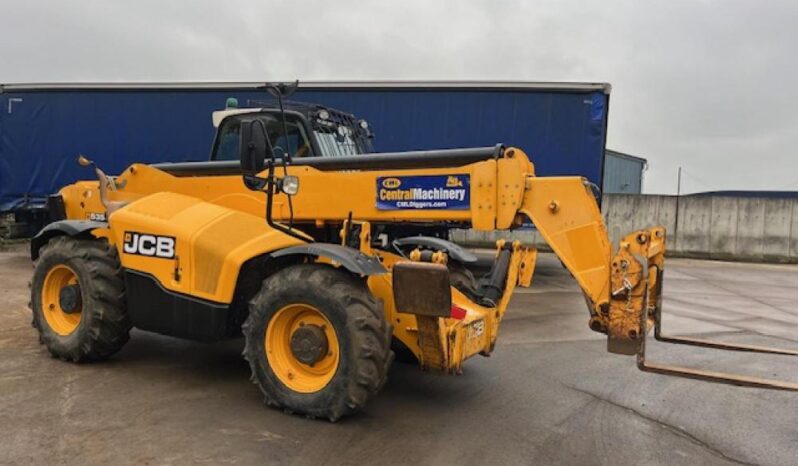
[30,236,131,362]
[243,264,393,421]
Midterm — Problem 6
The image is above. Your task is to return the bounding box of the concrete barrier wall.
[451,194,798,263]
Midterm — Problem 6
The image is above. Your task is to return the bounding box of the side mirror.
[239,119,271,175]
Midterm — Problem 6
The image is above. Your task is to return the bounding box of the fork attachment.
[606,227,798,391]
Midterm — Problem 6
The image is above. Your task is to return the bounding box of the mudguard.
[271,243,387,276]
[31,220,107,260]
[393,236,477,263]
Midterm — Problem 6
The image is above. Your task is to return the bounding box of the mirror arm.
[263,160,311,244]
[77,154,126,217]
[238,109,307,243]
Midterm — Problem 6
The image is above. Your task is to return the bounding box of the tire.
[449,261,478,301]
[30,236,131,362]
[243,263,393,421]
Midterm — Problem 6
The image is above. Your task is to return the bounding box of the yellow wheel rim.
[265,304,340,393]
[41,264,82,336]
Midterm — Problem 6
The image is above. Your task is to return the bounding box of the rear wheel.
[243,263,393,421]
[30,236,131,362]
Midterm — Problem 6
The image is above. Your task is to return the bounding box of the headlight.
[359,119,369,129]
[281,176,299,195]
[317,110,330,120]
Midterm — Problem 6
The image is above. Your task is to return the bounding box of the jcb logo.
[382,177,401,189]
[469,320,485,338]
[123,232,175,259]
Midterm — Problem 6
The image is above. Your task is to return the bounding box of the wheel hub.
[41,264,82,336]
[290,324,329,366]
[265,303,339,393]
[59,284,82,314]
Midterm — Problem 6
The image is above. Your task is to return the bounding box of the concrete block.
[603,194,638,247]
[762,199,793,261]
[676,196,712,256]
[644,195,677,250]
[791,202,798,261]
[455,194,794,263]
[735,198,765,261]
[603,194,677,251]
[709,197,739,259]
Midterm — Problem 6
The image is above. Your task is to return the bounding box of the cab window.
[213,114,313,161]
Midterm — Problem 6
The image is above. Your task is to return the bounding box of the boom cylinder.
[477,242,513,307]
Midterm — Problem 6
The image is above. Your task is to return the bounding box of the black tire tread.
[243,263,393,421]
[449,261,479,301]
[31,236,131,362]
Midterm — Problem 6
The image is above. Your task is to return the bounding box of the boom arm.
[518,175,665,353]
[519,177,612,324]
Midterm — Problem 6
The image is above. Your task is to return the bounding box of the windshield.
[213,108,374,160]
[314,126,364,156]
[214,114,313,161]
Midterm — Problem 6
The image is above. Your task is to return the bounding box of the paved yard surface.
[1,243,797,465]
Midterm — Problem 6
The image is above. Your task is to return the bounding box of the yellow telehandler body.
[29,98,797,421]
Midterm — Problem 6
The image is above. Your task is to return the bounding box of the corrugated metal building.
[603,149,647,194]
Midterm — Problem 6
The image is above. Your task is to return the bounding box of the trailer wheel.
[30,236,131,362]
[243,263,393,421]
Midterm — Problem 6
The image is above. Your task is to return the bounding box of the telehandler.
[29,86,798,421]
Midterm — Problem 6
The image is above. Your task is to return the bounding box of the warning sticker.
[376,175,470,210]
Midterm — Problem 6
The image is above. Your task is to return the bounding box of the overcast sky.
[1,0,796,194]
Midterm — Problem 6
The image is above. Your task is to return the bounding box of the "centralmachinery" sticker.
[376,175,470,210]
